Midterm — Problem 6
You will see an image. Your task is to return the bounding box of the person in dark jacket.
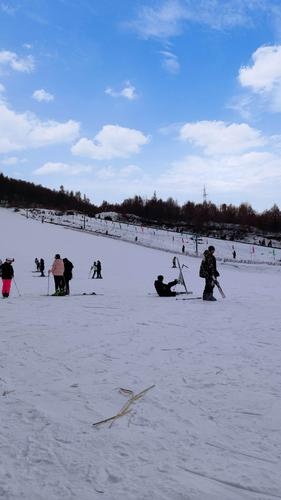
[199,246,220,301]
[154,275,178,297]
[39,258,45,277]
[96,260,102,279]
[63,258,73,295]
[1,258,14,298]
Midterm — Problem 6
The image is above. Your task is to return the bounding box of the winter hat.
[6,258,14,263]
[208,245,215,252]
[55,254,61,259]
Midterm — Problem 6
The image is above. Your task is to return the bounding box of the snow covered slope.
[1,208,281,500]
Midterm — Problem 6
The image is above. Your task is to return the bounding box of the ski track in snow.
[0,208,281,500]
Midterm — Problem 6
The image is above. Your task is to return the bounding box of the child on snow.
[1,258,14,298]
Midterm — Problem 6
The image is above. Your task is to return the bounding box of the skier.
[232,250,236,259]
[182,244,185,254]
[39,258,45,277]
[1,258,14,298]
[63,258,73,295]
[49,254,65,295]
[35,257,40,271]
[199,246,220,301]
[91,261,97,279]
[172,256,177,268]
[154,275,178,297]
[96,260,102,279]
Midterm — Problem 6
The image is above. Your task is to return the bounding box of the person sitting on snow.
[154,275,178,297]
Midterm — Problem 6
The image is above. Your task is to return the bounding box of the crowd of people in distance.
[1,246,222,301]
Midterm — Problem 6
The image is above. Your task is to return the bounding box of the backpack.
[199,260,207,278]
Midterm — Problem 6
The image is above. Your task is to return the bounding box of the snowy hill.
[1,207,281,500]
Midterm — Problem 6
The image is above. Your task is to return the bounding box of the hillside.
[1,207,281,499]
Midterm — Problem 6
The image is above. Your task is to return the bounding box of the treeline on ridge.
[0,172,281,233]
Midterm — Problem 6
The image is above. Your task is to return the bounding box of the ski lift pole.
[13,278,21,297]
[195,235,198,256]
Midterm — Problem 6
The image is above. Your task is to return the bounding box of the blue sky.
[1,0,281,210]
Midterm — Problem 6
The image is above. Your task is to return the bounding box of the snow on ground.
[1,207,281,500]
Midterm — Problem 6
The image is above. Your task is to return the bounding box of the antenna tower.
[203,185,207,204]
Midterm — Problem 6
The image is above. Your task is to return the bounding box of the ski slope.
[1,207,281,500]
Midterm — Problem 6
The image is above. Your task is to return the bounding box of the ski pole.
[13,278,21,297]
[47,273,50,296]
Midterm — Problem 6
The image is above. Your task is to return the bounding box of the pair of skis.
[176,257,191,295]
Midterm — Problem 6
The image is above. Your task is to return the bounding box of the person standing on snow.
[1,258,14,298]
[199,246,220,301]
[39,258,45,277]
[49,254,65,295]
[96,260,102,279]
[63,257,73,295]
[91,261,97,279]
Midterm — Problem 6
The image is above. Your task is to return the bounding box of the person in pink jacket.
[49,254,65,295]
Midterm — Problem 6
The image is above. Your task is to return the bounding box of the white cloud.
[34,162,92,176]
[237,45,281,113]
[0,50,34,72]
[95,166,116,180]
[0,156,26,165]
[160,50,180,74]
[72,124,150,160]
[120,164,143,177]
[105,81,138,100]
[128,0,266,41]
[32,89,54,102]
[179,120,266,155]
[158,150,281,195]
[81,164,143,182]
[0,100,80,153]
[239,45,281,92]
[128,0,186,40]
